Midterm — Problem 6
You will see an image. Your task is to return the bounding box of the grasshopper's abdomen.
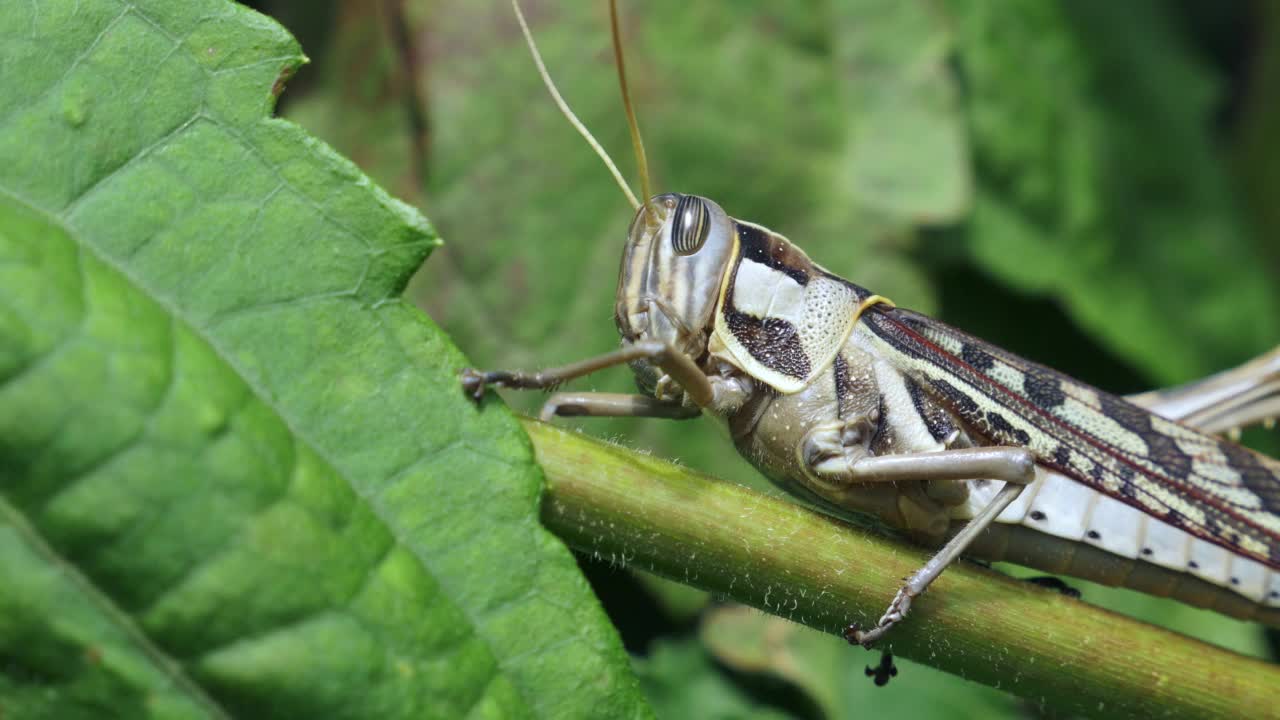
[960,470,1280,623]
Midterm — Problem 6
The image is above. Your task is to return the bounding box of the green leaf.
[629,573,710,624]
[633,637,794,720]
[831,0,971,224]
[0,1,647,718]
[1233,1,1280,273]
[948,0,1280,383]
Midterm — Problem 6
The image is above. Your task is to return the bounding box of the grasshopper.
[462,0,1280,646]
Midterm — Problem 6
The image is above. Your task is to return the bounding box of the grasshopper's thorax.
[615,193,736,389]
[707,218,872,396]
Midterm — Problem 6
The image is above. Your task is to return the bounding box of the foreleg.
[461,341,714,407]
[537,392,700,421]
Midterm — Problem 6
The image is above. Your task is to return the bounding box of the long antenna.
[609,0,653,205]
[511,0,640,210]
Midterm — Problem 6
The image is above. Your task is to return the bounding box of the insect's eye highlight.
[670,195,711,255]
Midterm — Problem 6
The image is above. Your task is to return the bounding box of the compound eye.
[670,195,711,255]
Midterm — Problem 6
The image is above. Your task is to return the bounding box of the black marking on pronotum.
[671,194,711,255]
[1023,369,1066,409]
[1030,510,1047,521]
[734,221,809,285]
[724,312,810,379]
[960,343,995,371]
[1087,530,1101,540]
[722,257,811,379]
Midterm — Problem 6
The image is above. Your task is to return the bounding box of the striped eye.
[670,195,711,255]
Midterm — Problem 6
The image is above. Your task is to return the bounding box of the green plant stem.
[524,419,1280,720]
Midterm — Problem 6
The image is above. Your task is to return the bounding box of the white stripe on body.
[732,259,806,319]
[874,360,946,454]
[958,471,1280,606]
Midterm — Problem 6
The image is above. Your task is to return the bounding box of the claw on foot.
[842,623,860,645]
[842,622,874,649]
[460,368,489,403]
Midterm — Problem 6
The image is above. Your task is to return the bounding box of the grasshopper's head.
[615,193,736,364]
[511,2,733,391]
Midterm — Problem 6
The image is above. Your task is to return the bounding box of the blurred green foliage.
[261,0,1280,716]
[1,1,648,718]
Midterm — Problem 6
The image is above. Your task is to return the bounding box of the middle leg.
[802,445,1038,647]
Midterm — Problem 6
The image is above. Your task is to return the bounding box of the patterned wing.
[857,306,1280,570]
